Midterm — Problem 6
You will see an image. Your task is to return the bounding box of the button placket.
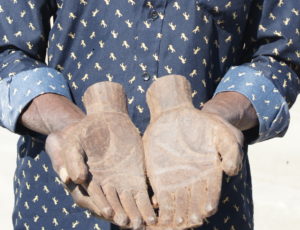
[149,9,159,21]
[142,72,151,81]
[135,1,167,86]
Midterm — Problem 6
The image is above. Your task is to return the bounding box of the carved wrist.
[146,75,194,120]
[83,81,128,114]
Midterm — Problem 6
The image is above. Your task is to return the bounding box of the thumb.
[58,167,71,184]
[63,139,89,184]
[45,133,72,183]
[151,194,159,209]
[216,126,244,176]
[46,131,89,185]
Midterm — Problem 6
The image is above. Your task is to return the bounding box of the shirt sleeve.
[214,0,300,143]
[0,1,72,133]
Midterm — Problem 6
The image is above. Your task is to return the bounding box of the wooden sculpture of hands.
[143,75,244,230]
[45,82,156,229]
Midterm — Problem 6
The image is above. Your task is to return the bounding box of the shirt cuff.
[214,65,290,143]
[0,67,72,132]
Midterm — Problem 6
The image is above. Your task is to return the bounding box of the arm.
[45,82,157,228]
[0,1,112,221]
[202,92,258,131]
[208,0,300,143]
[20,93,84,135]
[1,3,156,226]
[0,0,72,134]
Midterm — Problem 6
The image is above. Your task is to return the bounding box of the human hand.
[46,82,156,229]
[143,75,244,229]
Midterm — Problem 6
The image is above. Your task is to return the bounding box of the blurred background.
[1,101,300,229]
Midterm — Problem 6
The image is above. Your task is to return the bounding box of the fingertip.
[175,216,184,226]
[220,143,243,176]
[135,191,158,226]
[189,213,203,226]
[132,217,143,230]
[152,195,158,209]
[102,206,114,219]
[59,167,70,184]
[146,215,157,225]
[92,206,105,218]
[113,212,129,227]
[222,157,241,176]
[204,202,217,217]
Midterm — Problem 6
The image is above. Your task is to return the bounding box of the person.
[0,0,299,229]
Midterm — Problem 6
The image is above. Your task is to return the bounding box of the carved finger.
[204,173,222,217]
[135,191,157,225]
[64,143,89,184]
[103,185,128,227]
[58,167,70,184]
[188,182,204,227]
[45,134,68,179]
[69,183,103,217]
[157,191,175,226]
[151,194,159,209]
[119,191,143,230]
[215,115,244,146]
[85,181,114,219]
[216,131,243,176]
[174,188,189,227]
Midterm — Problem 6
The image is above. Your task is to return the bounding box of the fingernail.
[59,167,69,183]
[176,216,184,225]
[114,213,128,226]
[132,217,142,229]
[206,203,213,212]
[102,207,114,218]
[190,214,203,225]
[147,216,157,225]
[205,203,216,216]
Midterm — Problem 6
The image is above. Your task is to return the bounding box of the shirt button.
[150,10,159,20]
[142,72,151,81]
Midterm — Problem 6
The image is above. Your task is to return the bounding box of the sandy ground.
[1,102,300,229]
[249,101,300,229]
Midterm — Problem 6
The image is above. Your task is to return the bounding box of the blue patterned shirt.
[0,0,300,229]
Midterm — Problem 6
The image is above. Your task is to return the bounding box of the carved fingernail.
[132,217,142,229]
[206,203,213,211]
[147,216,157,225]
[114,213,128,226]
[176,216,184,225]
[190,214,203,225]
[59,167,69,183]
[206,203,216,216]
[102,207,114,218]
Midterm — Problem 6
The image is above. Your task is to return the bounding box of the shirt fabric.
[0,0,300,229]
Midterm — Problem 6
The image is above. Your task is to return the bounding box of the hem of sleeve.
[214,65,290,143]
[0,67,72,132]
